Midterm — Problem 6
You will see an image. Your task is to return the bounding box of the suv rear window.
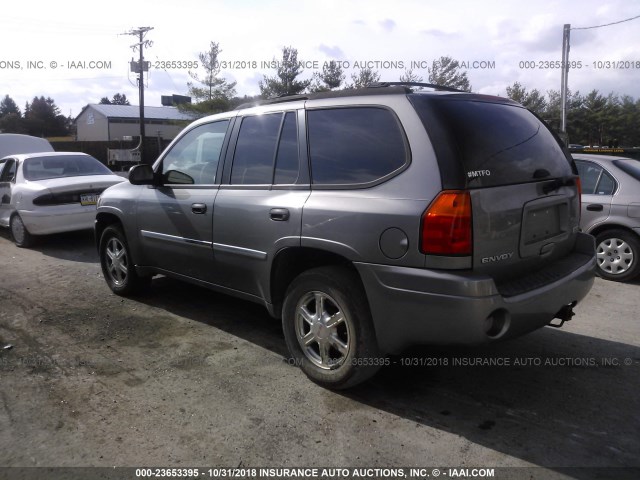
[409,95,573,188]
[307,107,408,185]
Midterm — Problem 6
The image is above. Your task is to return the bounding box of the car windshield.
[23,155,113,180]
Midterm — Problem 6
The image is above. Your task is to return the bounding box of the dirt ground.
[0,228,639,479]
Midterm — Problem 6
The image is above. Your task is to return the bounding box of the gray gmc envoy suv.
[96,83,596,389]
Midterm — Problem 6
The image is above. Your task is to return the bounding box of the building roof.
[77,104,195,122]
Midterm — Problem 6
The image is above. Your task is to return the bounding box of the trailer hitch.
[548,301,577,328]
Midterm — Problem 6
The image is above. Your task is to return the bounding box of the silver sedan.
[574,154,640,282]
[0,152,125,247]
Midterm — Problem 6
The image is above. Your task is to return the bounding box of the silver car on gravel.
[574,154,640,282]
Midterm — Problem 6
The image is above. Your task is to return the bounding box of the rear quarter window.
[409,95,573,188]
[307,107,408,186]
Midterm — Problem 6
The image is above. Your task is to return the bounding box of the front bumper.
[355,232,596,354]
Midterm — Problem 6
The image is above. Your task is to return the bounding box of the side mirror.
[129,164,155,185]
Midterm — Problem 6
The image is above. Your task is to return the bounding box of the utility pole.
[560,24,570,145]
[559,15,639,146]
[123,26,153,163]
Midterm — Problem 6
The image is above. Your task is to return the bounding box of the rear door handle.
[586,204,604,212]
[269,208,290,221]
[192,203,207,214]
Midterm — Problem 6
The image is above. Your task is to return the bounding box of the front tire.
[595,229,640,282]
[282,266,381,389]
[99,225,150,295]
[10,214,35,248]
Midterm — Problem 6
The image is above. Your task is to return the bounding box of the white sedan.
[0,152,125,247]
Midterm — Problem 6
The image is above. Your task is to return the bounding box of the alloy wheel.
[295,291,351,370]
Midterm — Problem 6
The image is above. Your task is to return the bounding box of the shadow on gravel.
[348,332,640,476]
[135,276,288,356]
[0,229,99,263]
[135,275,639,477]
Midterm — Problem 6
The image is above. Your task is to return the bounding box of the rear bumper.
[19,206,96,235]
[355,232,596,354]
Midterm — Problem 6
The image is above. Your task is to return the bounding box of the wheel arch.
[588,223,639,239]
[95,211,123,250]
[269,247,362,318]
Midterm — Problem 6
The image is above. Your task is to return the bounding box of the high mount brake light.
[421,191,472,255]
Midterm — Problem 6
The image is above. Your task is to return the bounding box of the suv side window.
[576,160,616,195]
[231,113,282,185]
[162,120,229,185]
[274,112,300,184]
[307,107,408,185]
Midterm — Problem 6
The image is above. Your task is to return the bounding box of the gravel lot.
[0,228,639,479]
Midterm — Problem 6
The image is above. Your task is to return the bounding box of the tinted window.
[575,161,601,194]
[613,159,640,182]
[23,155,111,180]
[307,107,407,185]
[274,112,299,184]
[576,160,616,195]
[596,170,616,195]
[162,120,229,185]
[409,95,572,188]
[231,113,282,185]
[0,159,15,181]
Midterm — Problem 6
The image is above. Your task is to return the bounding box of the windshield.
[23,155,113,181]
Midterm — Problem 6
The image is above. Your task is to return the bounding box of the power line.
[572,14,640,30]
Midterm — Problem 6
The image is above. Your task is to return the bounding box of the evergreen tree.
[348,68,381,88]
[506,82,546,115]
[0,95,24,133]
[100,93,131,105]
[428,56,471,92]
[310,61,346,92]
[23,96,68,137]
[186,41,237,112]
[259,46,311,98]
[0,95,21,116]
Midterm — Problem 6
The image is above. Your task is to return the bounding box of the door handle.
[269,208,290,221]
[191,203,207,214]
[586,204,604,212]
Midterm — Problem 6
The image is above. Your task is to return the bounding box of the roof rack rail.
[235,94,309,110]
[234,82,465,110]
[368,81,465,93]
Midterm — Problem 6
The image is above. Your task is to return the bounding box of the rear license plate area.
[520,197,570,257]
[80,193,98,206]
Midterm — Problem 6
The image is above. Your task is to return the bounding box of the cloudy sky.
[1,0,639,118]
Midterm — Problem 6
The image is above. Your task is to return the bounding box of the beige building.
[75,104,194,142]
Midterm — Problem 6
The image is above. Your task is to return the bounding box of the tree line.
[1,42,639,147]
[182,42,640,147]
[0,95,71,137]
[0,93,131,138]
[506,82,640,147]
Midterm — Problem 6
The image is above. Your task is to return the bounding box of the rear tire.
[595,229,640,282]
[282,266,382,389]
[99,225,150,295]
[10,214,35,248]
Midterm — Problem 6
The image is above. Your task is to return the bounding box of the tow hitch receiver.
[548,301,577,328]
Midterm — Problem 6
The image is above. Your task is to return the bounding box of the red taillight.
[421,190,472,255]
[575,176,582,211]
